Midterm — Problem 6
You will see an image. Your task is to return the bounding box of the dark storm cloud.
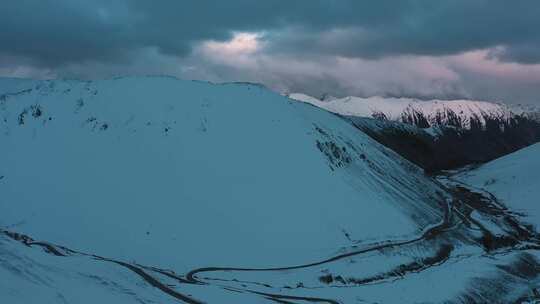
[0,0,408,66]
[3,0,540,66]
[262,1,540,62]
[0,1,133,66]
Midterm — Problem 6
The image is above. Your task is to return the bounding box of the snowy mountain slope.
[3,230,540,304]
[0,77,449,266]
[0,76,447,301]
[289,93,518,129]
[453,143,540,226]
[1,77,540,303]
[510,103,540,122]
[0,77,38,94]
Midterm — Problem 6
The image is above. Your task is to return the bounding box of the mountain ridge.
[289,92,539,129]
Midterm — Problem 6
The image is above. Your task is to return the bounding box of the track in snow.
[3,179,540,304]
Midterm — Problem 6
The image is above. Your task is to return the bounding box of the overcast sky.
[2,1,540,104]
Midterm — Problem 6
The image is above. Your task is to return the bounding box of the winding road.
[2,178,539,303]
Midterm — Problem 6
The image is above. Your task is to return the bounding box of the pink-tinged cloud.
[447,48,540,83]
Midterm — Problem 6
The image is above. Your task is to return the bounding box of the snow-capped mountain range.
[453,142,540,225]
[288,93,540,172]
[289,93,536,129]
[1,77,540,303]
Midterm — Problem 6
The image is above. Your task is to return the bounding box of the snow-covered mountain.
[289,93,540,172]
[512,103,540,123]
[1,77,539,303]
[453,143,540,226]
[289,93,521,129]
[2,76,443,266]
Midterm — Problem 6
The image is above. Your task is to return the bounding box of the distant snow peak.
[288,93,520,129]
